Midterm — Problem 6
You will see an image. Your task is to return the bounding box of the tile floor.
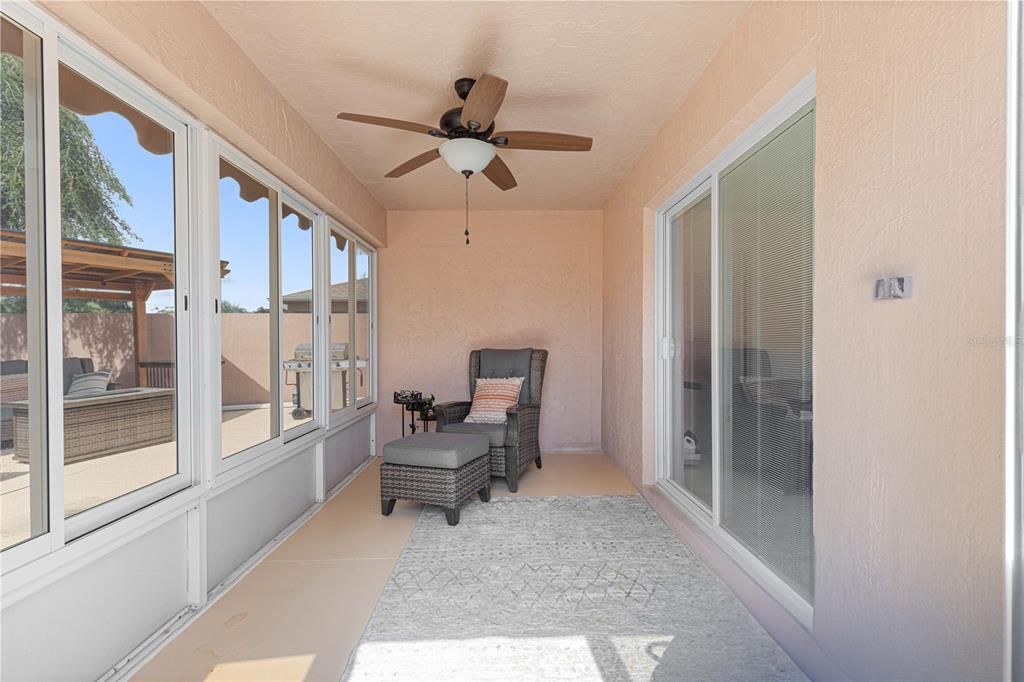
[134,452,635,681]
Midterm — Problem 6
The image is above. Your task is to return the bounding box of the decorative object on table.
[434,348,547,493]
[379,432,491,526]
[417,394,436,425]
[393,389,436,436]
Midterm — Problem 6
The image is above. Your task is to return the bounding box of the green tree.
[1,54,136,244]
[2,54,137,314]
[220,300,250,313]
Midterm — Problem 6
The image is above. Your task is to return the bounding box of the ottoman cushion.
[382,432,490,469]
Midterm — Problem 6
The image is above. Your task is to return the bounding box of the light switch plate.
[874,275,913,300]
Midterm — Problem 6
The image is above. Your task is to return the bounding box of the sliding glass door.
[658,87,815,614]
[669,189,714,510]
[720,104,815,602]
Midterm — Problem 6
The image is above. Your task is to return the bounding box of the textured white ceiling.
[203,1,747,210]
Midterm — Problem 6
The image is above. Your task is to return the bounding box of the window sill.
[2,484,202,605]
[210,427,323,497]
[328,402,375,435]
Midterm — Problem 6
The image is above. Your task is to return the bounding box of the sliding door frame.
[1006,0,1022,677]
[654,72,816,627]
[658,178,716,521]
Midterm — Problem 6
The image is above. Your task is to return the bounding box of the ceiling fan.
[336,73,593,191]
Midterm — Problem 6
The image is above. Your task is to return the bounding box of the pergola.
[0,229,229,385]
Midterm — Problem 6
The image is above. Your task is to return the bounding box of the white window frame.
[1,0,200,572]
[661,178,715,519]
[325,220,377,430]
[56,37,195,543]
[0,0,379,607]
[654,72,816,626]
[206,139,285,478]
[278,190,323,443]
[326,219,355,424]
[207,138,330,480]
[353,241,377,410]
[1,5,51,570]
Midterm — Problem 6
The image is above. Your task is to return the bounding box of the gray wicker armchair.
[434,348,547,493]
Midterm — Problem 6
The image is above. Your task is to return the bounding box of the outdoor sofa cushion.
[66,370,111,397]
[62,357,95,394]
[382,432,490,469]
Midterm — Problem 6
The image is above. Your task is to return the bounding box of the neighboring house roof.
[282,277,370,303]
[282,277,370,313]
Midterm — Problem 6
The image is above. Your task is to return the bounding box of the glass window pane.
[57,63,178,519]
[218,159,277,458]
[1,17,47,550]
[670,192,713,509]
[281,203,314,430]
[354,245,371,402]
[720,106,815,601]
[329,229,352,412]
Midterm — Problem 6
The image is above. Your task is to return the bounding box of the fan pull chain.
[464,173,470,245]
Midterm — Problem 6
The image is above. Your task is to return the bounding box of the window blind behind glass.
[719,104,815,601]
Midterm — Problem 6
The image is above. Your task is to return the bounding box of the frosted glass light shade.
[438,138,496,175]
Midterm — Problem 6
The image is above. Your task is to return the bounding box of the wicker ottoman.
[380,432,491,526]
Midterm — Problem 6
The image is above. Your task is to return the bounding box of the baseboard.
[642,484,848,682]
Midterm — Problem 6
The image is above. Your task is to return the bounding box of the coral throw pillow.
[464,377,525,424]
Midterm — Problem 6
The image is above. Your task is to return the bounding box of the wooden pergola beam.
[1,273,139,292]
[131,284,154,387]
[0,285,131,301]
[3,240,173,276]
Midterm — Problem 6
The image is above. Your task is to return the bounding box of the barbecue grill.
[282,342,366,418]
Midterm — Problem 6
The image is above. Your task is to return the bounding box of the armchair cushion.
[439,421,506,447]
[478,348,533,404]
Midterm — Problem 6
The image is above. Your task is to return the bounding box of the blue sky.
[83,112,349,313]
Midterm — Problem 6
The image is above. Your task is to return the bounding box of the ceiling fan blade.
[482,155,517,191]
[491,130,592,152]
[460,74,507,131]
[385,148,441,178]
[337,113,443,137]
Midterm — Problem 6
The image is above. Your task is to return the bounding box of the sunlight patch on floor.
[206,654,316,682]
[345,633,670,681]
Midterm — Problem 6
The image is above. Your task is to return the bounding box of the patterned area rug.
[344,496,806,681]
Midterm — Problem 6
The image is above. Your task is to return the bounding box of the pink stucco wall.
[379,210,602,454]
[1,313,139,385]
[600,2,1005,680]
[0,312,364,406]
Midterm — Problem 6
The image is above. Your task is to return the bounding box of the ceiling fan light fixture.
[438,138,496,175]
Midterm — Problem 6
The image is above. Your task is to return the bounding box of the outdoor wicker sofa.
[1,356,96,445]
[434,348,547,493]
[8,387,174,464]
